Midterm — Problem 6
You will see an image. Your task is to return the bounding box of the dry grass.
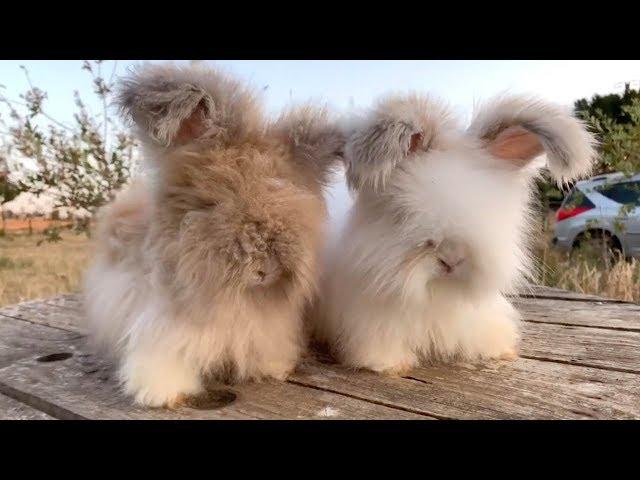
[537,245,640,302]
[0,230,93,307]
[0,214,638,307]
[556,256,640,301]
[533,215,640,303]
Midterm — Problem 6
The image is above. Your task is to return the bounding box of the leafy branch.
[0,60,136,235]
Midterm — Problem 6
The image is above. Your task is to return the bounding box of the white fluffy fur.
[84,253,302,406]
[315,93,597,373]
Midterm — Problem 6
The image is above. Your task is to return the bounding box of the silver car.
[553,172,640,259]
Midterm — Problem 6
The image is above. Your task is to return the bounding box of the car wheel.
[571,230,623,265]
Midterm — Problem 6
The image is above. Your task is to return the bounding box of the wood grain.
[0,315,81,369]
[514,284,632,303]
[1,290,639,419]
[289,356,640,419]
[0,393,54,420]
[0,299,84,333]
[520,322,640,374]
[7,297,639,375]
[0,320,426,420]
[515,297,640,331]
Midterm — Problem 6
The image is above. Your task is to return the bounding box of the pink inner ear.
[175,103,209,144]
[408,132,423,154]
[487,125,544,166]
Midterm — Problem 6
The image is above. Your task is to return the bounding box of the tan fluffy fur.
[83,62,342,406]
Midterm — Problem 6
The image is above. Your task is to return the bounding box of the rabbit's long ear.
[344,94,454,191]
[272,104,345,185]
[116,62,263,148]
[468,95,597,182]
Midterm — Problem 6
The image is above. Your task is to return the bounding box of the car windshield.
[595,181,640,206]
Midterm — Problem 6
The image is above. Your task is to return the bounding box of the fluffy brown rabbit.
[83,62,343,407]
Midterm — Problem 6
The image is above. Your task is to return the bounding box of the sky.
[1,60,639,223]
[1,60,639,125]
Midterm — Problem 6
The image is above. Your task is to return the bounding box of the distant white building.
[1,191,91,220]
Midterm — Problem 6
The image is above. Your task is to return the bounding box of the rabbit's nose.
[436,241,466,274]
[252,256,284,287]
[438,256,465,274]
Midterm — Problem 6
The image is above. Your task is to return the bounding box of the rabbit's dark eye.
[411,239,437,252]
[422,239,436,249]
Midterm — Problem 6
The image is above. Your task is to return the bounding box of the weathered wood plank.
[0,320,426,420]
[515,297,640,331]
[9,291,640,336]
[403,359,640,419]
[9,296,640,374]
[6,296,640,373]
[0,393,54,420]
[6,316,636,419]
[3,293,639,419]
[515,284,631,303]
[0,316,81,369]
[42,293,83,310]
[0,300,84,333]
[517,284,603,300]
[289,356,640,419]
[521,322,640,374]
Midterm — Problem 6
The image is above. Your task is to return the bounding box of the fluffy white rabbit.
[315,93,596,374]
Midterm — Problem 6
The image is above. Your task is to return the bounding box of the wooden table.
[1,285,639,419]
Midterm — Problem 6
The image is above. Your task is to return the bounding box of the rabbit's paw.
[119,352,203,408]
[380,362,416,377]
[498,347,519,361]
[258,359,297,381]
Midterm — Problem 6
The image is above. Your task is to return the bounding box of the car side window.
[596,181,640,206]
[563,187,595,209]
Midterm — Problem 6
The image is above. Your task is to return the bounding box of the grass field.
[0,219,638,307]
[0,230,92,307]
